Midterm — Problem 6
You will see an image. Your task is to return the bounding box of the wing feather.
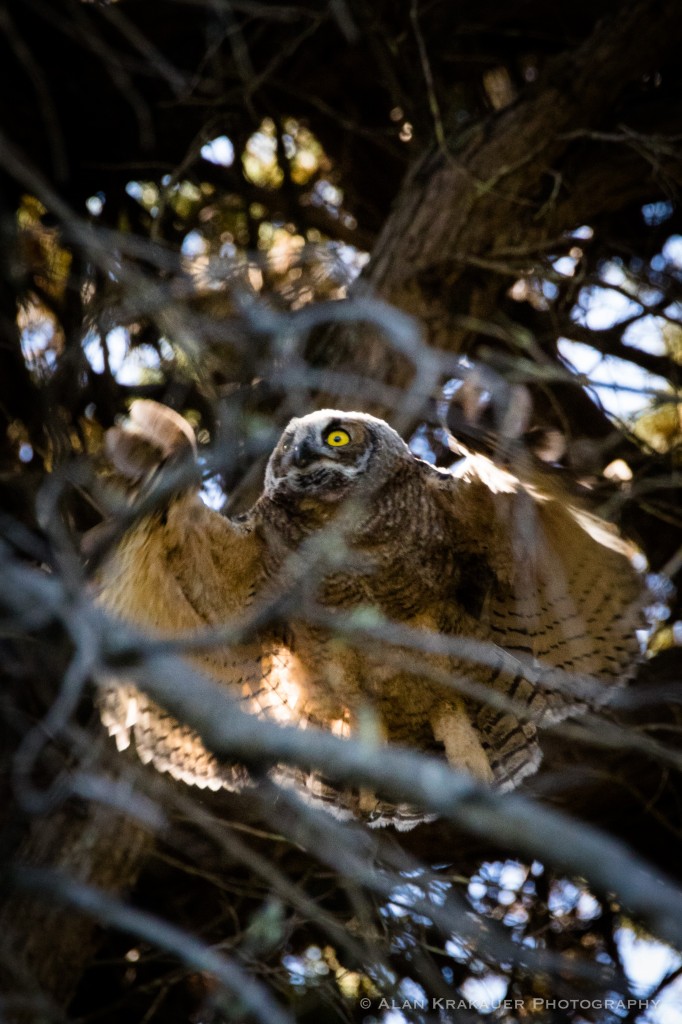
[429,453,644,787]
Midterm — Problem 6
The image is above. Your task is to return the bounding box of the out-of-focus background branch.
[2,1,682,1021]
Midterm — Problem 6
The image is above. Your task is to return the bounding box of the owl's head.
[264,409,410,501]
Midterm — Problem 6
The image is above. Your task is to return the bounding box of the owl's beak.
[291,437,318,468]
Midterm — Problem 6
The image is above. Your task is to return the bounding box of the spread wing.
[429,453,645,787]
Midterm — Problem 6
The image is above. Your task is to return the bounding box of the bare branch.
[9,867,294,1024]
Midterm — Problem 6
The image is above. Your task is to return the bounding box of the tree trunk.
[1,795,152,1017]
[309,0,682,415]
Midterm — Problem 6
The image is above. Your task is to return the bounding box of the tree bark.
[1,796,152,1017]
[309,0,682,406]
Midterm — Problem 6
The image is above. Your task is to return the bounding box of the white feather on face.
[263,409,410,500]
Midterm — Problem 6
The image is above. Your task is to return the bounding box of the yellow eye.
[326,429,350,447]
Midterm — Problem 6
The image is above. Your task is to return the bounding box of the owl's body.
[98,402,644,825]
